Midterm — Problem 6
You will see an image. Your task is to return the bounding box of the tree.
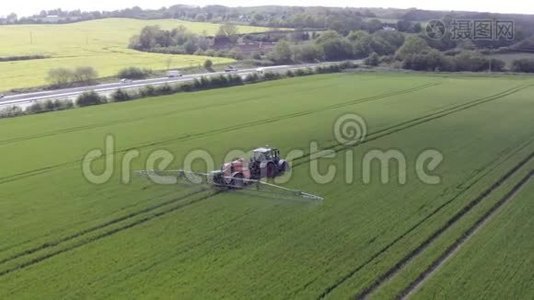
[457,40,477,50]
[112,89,132,102]
[6,13,17,23]
[321,38,353,60]
[26,102,45,114]
[396,20,412,32]
[76,91,106,107]
[291,44,324,62]
[47,68,75,87]
[396,36,431,60]
[315,31,353,60]
[365,52,380,66]
[413,23,423,33]
[347,30,369,42]
[73,66,98,83]
[511,58,534,73]
[315,31,342,44]
[371,30,405,56]
[365,19,384,33]
[118,67,151,79]
[348,30,373,58]
[130,26,161,49]
[402,49,453,71]
[327,15,364,35]
[183,40,198,54]
[216,23,239,36]
[253,13,264,22]
[489,58,506,72]
[0,106,24,118]
[203,59,214,70]
[268,40,293,63]
[454,51,489,72]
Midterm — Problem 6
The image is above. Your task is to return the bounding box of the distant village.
[0,12,82,24]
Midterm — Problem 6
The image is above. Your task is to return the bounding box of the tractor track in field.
[0,189,221,278]
[398,171,534,299]
[0,83,527,276]
[295,84,530,168]
[0,93,280,146]
[0,189,206,265]
[0,77,375,146]
[351,150,534,300]
[115,82,441,151]
[313,136,534,299]
[0,83,531,185]
[0,82,530,282]
[0,82,439,186]
[0,82,527,267]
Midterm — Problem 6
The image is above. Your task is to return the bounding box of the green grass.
[0,72,534,298]
[412,179,534,299]
[0,18,272,91]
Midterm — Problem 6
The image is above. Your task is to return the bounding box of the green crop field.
[412,180,534,299]
[1,72,534,298]
[0,18,272,91]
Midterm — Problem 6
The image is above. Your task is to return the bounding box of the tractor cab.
[252,147,280,162]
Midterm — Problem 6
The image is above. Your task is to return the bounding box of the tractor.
[210,147,289,188]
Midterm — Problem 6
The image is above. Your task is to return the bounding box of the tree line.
[127,22,534,74]
[6,6,533,41]
[267,29,406,63]
[2,62,357,119]
[46,67,98,88]
[128,25,235,55]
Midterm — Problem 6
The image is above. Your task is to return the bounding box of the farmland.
[1,72,534,298]
[412,180,534,299]
[0,18,271,91]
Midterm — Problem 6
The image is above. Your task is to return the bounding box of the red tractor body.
[210,147,289,188]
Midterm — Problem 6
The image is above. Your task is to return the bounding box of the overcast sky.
[2,0,534,17]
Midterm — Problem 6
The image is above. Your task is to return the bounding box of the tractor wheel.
[266,162,277,178]
[230,173,245,189]
[278,160,289,174]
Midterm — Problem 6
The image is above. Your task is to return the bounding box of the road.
[0,62,347,109]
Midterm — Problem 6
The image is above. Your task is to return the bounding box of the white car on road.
[224,66,239,72]
[167,70,183,78]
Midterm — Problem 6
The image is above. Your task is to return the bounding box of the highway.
[0,63,339,109]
